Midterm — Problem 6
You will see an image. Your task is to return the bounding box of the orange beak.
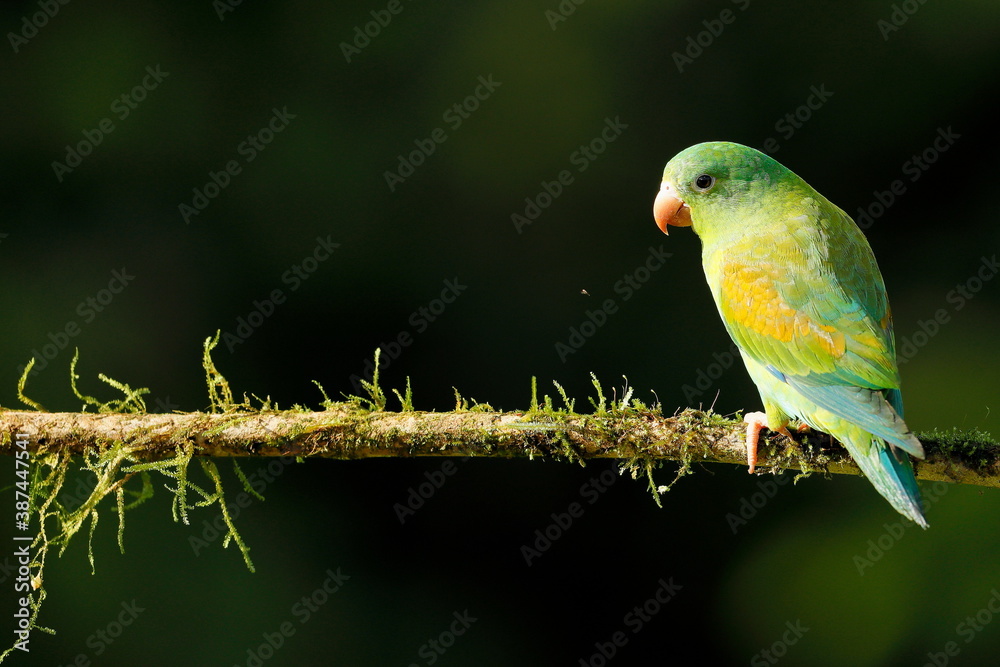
[653,181,692,234]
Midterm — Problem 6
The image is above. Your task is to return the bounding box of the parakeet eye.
[693,174,715,192]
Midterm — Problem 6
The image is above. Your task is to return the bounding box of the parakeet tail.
[846,433,928,528]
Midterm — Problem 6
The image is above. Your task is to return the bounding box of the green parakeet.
[653,141,927,527]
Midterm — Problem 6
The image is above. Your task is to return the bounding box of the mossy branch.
[1,341,998,663]
[1,407,998,489]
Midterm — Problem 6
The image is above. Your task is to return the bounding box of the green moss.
[71,349,150,413]
[588,373,608,415]
[203,331,236,411]
[1,337,265,662]
[312,380,336,410]
[16,358,45,411]
[437,386,493,414]
[918,426,1000,473]
[392,377,414,411]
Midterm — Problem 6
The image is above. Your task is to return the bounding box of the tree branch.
[2,407,998,488]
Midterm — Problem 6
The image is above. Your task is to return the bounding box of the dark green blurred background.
[3,0,1000,665]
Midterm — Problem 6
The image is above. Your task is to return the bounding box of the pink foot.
[743,413,796,474]
[743,412,768,474]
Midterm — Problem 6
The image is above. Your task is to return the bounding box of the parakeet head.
[653,142,804,241]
